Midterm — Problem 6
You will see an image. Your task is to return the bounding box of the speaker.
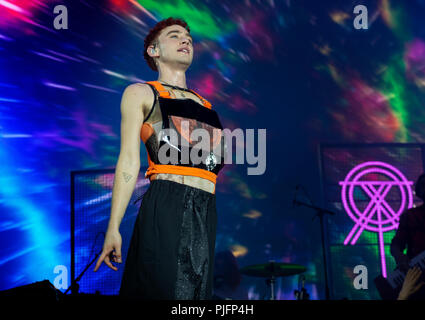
[0,280,62,302]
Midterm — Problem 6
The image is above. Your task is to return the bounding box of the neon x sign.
[339,161,414,278]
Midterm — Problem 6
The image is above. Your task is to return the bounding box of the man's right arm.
[94,83,153,272]
[108,83,153,232]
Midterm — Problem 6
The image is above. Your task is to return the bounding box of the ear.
[147,45,157,58]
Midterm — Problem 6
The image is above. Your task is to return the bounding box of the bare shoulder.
[121,83,154,117]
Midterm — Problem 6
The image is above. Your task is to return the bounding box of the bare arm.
[94,83,152,271]
[108,83,151,230]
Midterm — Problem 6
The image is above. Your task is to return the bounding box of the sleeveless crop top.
[140,81,226,185]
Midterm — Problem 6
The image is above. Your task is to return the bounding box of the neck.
[157,66,188,89]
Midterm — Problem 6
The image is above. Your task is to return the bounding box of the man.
[390,173,425,299]
[93,17,226,300]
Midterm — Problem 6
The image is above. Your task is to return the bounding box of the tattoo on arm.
[122,172,133,183]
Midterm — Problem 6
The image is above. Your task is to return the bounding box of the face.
[150,24,194,70]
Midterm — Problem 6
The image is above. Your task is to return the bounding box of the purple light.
[0,0,27,14]
[339,161,413,278]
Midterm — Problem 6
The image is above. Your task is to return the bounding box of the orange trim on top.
[140,121,154,143]
[146,81,171,98]
[188,89,212,109]
[145,164,217,184]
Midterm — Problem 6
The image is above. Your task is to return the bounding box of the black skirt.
[119,179,217,300]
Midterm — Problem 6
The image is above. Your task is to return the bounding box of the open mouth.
[178,48,190,54]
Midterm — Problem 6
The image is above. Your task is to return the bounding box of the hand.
[397,266,425,300]
[93,229,122,272]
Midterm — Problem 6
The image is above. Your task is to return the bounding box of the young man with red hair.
[94,17,226,300]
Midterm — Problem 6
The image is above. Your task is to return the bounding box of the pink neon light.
[339,161,414,278]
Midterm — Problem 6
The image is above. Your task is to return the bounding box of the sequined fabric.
[175,187,211,299]
[120,179,217,300]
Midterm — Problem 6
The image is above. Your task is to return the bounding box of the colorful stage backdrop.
[1,0,425,300]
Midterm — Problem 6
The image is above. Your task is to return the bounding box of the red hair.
[144,17,191,72]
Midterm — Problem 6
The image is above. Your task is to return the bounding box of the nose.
[180,37,190,45]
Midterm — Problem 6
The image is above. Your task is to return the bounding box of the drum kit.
[239,260,308,300]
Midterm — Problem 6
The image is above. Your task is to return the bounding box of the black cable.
[159,81,192,92]
[300,185,314,206]
[88,231,105,264]
[65,232,105,295]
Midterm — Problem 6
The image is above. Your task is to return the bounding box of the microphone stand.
[293,199,335,300]
[64,250,102,295]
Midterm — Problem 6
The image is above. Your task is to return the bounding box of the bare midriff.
[149,173,215,194]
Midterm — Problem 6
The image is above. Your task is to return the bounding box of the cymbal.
[240,261,307,278]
